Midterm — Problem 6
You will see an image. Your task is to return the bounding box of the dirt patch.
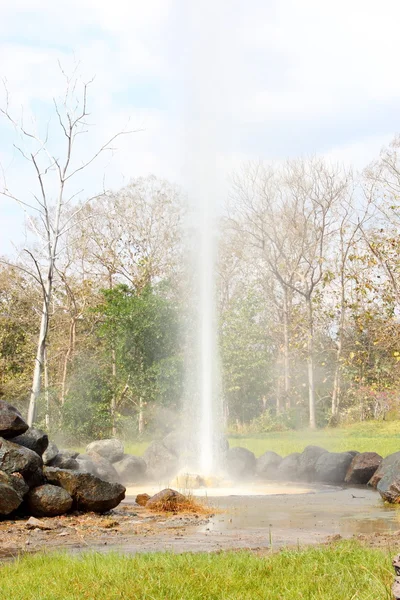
[1,486,399,559]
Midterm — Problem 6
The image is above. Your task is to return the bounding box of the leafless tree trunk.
[282,286,291,408]
[306,295,316,428]
[44,347,50,429]
[138,397,145,435]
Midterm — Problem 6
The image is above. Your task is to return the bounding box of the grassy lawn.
[0,542,392,599]
[228,421,400,458]
[72,421,400,459]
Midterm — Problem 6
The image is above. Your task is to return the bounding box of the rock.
[345,452,383,484]
[225,447,256,479]
[42,441,59,465]
[298,446,328,480]
[0,400,29,439]
[49,452,79,470]
[162,431,185,457]
[256,451,282,479]
[136,493,150,506]
[143,441,179,480]
[25,516,57,530]
[173,472,206,488]
[315,452,354,483]
[27,484,73,517]
[78,452,119,483]
[146,488,186,509]
[0,438,43,488]
[85,439,124,464]
[113,455,147,484]
[44,467,126,512]
[9,428,48,457]
[0,470,29,498]
[276,453,300,480]
[377,462,400,503]
[0,482,23,515]
[369,452,400,488]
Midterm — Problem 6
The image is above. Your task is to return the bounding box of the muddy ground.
[1,485,400,559]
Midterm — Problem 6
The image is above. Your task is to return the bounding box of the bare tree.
[229,158,349,427]
[0,71,136,425]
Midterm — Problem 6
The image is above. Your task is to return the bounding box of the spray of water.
[181,1,227,475]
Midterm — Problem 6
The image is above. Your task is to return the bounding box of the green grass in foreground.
[0,542,392,600]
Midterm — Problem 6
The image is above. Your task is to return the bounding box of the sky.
[1,0,400,255]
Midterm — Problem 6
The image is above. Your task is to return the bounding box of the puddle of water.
[125,482,400,542]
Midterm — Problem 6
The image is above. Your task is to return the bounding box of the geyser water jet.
[181,1,226,476]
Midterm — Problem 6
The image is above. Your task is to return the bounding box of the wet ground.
[1,483,400,559]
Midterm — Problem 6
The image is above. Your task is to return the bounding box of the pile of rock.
[226,444,389,491]
[0,400,126,519]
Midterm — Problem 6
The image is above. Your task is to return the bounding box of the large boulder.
[377,462,400,503]
[113,454,147,484]
[85,439,124,464]
[225,447,256,479]
[256,451,282,479]
[143,441,179,480]
[369,452,400,488]
[78,452,119,483]
[0,438,43,488]
[0,482,23,515]
[27,484,73,517]
[297,446,328,481]
[9,428,48,457]
[0,400,29,439]
[49,451,79,470]
[42,441,59,465]
[345,452,383,485]
[0,470,29,498]
[315,452,354,483]
[44,467,126,512]
[276,453,300,480]
[162,431,185,457]
[146,488,186,510]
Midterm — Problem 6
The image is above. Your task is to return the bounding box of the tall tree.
[0,73,135,425]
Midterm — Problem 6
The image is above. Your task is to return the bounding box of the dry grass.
[147,495,213,516]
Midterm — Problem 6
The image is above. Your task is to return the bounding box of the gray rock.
[162,431,185,457]
[27,484,73,517]
[44,467,126,512]
[0,482,23,515]
[0,470,29,498]
[85,439,124,464]
[78,452,119,483]
[42,441,59,465]
[143,441,179,480]
[146,488,186,509]
[345,452,383,484]
[0,400,29,439]
[49,452,79,470]
[0,437,43,488]
[225,447,256,479]
[369,452,400,488]
[9,428,48,457]
[377,462,400,503]
[25,516,57,530]
[298,446,328,480]
[315,452,354,483]
[113,454,147,484]
[276,453,300,480]
[256,451,282,479]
